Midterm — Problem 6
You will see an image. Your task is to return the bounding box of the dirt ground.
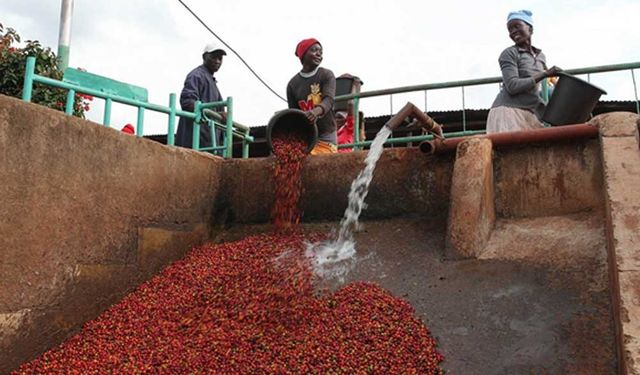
[219,212,616,374]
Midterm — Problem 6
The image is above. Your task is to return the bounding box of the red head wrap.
[295,38,321,60]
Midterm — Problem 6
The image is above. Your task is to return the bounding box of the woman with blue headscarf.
[486,10,562,133]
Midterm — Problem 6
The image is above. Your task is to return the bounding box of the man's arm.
[179,72,203,112]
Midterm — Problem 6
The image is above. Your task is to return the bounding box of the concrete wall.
[445,138,495,259]
[219,148,456,224]
[494,139,604,218]
[0,96,456,372]
[0,95,222,372]
[0,93,613,372]
[594,112,640,375]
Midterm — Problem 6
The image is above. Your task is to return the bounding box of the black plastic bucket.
[266,109,318,154]
[334,77,354,112]
[542,72,607,126]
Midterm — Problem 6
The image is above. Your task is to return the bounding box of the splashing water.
[306,126,393,281]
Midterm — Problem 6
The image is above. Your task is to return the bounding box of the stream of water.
[306,126,392,281]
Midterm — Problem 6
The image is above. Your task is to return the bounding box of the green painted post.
[210,120,218,153]
[193,101,201,150]
[242,138,249,158]
[65,89,75,115]
[194,101,202,124]
[225,97,233,158]
[22,57,36,102]
[167,93,176,146]
[136,107,144,136]
[103,98,112,126]
[192,123,200,150]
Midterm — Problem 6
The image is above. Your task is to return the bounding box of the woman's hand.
[305,106,324,123]
[545,65,562,77]
[534,65,563,83]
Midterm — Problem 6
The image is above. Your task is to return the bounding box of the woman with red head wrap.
[286,38,337,155]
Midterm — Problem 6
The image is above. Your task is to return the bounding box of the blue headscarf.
[507,9,533,26]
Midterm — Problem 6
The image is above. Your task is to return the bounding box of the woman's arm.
[315,69,336,117]
[499,48,537,95]
[499,48,562,95]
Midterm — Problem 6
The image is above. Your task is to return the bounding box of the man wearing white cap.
[176,42,227,150]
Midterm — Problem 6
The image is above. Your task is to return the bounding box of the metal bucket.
[266,109,318,154]
[542,72,607,126]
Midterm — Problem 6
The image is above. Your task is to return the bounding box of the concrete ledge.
[599,112,640,374]
[591,112,639,138]
[618,270,640,374]
[445,138,495,259]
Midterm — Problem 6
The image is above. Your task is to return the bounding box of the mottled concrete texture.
[636,118,639,149]
[446,138,495,259]
[591,111,639,138]
[595,112,640,375]
[220,148,455,224]
[494,139,604,218]
[0,95,220,372]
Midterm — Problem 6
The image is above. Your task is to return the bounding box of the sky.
[3,0,639,135]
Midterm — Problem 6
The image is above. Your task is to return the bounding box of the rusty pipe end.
[419,140,436,154]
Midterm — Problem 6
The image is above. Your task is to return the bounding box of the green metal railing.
[21,56,253,158]
[335,61,640,150]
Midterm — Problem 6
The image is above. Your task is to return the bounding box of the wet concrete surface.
[218,213,616,374]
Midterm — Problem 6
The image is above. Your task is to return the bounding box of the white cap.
[203,42,227,55]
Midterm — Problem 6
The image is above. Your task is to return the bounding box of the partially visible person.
[336,110,366,153]
[486,9,562,134]
[121,123,135,135]
[286,38,337,155]
[545,75,559,98]
[176,42,227,150]
[336,111,353,153]
[335,73,365,153]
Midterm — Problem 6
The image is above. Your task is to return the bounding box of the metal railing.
[21,56,254,158]
[335,61,640,150]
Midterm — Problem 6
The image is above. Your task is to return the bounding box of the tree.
[0,22,91,117]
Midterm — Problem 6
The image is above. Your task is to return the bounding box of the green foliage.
[0,22,90,117]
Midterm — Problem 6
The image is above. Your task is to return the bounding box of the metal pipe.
[335,62,640,102]
[103,98,112,126]
[203,108,249,132]
[22,57,36,101]
[57,0,74,71]
[383,102,442,138]
[419,124,599,154]
[225,96,234,158]
[167,94,176,146]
